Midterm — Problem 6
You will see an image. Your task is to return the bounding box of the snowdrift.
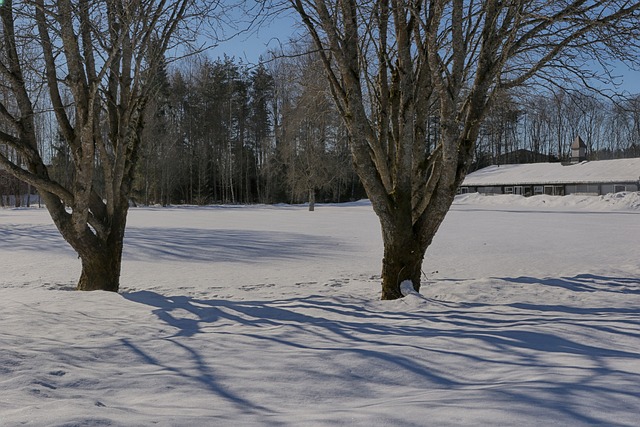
[1,198,638,426]
[455,191,640,210]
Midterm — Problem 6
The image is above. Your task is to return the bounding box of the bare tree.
[287,0,640,299]
[279,49,338,210]
[0,0,213,291]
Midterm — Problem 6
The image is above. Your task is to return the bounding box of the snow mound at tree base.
[400,280,418,296]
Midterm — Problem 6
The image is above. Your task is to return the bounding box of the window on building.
[544,185,565,196]
[614,185,626,193]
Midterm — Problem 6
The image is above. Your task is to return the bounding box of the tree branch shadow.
[119,337,274,416]
[501,274,640,294]
[123,227,342,263]
[0,224,344,263]
[123,275,640,424]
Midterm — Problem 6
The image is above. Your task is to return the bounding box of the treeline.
[61,53,365,207]
[0,171,36,207]
[45,53,640,206]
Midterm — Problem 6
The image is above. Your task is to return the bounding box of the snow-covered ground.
[1,193,639,426]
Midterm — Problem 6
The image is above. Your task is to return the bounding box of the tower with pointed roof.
[570,136,587,163]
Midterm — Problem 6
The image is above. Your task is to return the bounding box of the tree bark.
[38,190,129,292]
[76,214,126,292]
[380,228,424,300]
[77,248,122,292]
[308,188,315,211]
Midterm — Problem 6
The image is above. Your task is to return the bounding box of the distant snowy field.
[1,193,639,426]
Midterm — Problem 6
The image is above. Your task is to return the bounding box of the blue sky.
[211,12,640,95]
[208,10,302,65]
[604,65,640,95]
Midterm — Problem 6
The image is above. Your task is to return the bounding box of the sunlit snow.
[1,193,638,426]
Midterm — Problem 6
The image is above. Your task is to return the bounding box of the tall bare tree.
[0,0,211,291]
[287,0,640,299]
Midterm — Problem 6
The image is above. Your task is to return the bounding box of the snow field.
[0,194,639,426]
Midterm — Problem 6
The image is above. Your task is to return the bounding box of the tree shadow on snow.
[0,224,75,254]
[502,274,640,295]
[0,224,342,263]
[122,290,462,416]
[119,335,274,416]
[122,227,341,263]
[122,275,640,424]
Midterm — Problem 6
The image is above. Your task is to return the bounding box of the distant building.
[570,135,587,164]
[460,157,640,197]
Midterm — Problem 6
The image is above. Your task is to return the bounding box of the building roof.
[462,158,640,186]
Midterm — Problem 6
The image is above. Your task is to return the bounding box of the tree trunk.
[308,188,315,211]
[77,247,122,292]
[40,190,128,292]
[75,219,126,292]
[380,225,425,300]
[86,199,128,291]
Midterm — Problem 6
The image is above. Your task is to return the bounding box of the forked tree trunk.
[42,191,129,292]
[377,179,461,300]
[75,209,128,292]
